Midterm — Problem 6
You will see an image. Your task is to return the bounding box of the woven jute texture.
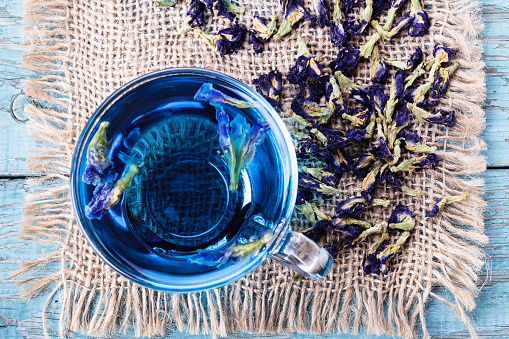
[17,0,487,338]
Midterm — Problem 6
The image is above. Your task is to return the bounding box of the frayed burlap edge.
[14,0,488,338]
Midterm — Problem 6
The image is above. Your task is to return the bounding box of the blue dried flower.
[299,172,343,196]
[313,0,331,28]
[372,0,390,18]
[344,16,368,37]
[274,0,316,40]
[216,107,269,191]
[330,46,361,76]
[317,126,351,149]
[203,0,244,22]
[174,0,207,35]
[215,22,247,56]
[249,15,278,53]
[368,83,388,116]
[387,0,430,38]
[431,62,459,99]
[329,23,347,48]
[336,196,367,218]
[253,70,283,110]
[394,103,410,127]
[433,44,458,64]
[294,77,328,104]
[387,203,415,231]
[371,137,394,162]
[362,248,383,275]
[376,230,411,273]
[83,122,113,186]
[407,47,423,71]
[427,109,456,127]
[288,56,323,84]
[425,192,469,219]
[303,219,332,242]
[325,245,340,258]
[371,59,389,84]
[86,164,141,219]
[348,153,375,178]
[195,83,254,108]
[391,153,440,172]
[407,103,456,128]
[345,128,367,141]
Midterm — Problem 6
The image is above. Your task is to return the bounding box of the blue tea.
[85,76,285,275]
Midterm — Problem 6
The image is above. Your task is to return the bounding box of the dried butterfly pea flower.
[86,164,142,219]
[215,106,269,191]
[376,230,410,273]
[312,0,331,28]
[299,172,343,196]
[341,108,371,128]
[287,109,328,145]
[390,153,440,172]
[330,46,361,76]
[431,62,459,99]
[336,196,368,218]
[83,122,113,186]
[345,128,367,141]
[195,83,254,108]
[371,59,389,84]
[174,0,207,35]
[302,166,338,186]
[342,0,363,13]
[398,128,437,153]
[383,70,405,124]
[387,203,415,231]
[216,22,248,56]
[249,15,278,53]
[155,0,179,7]
[433,44,458,64]
[274,0,316,40]
[372,0,390,19]
[407,47,423,71]
[287,39,323,84]
[387,0,430,38]
[345,0,375,36]
[203,0,244,22]
[188,234,273,266]
[317,125,352,149]
[407,103,456,128]
[252,69,283,110]
[425,192,469,219]
[329,23,348,48]
[353,221,387,245]
[370,136,394,162]
[348,153,376,178]
[383,0,407,30]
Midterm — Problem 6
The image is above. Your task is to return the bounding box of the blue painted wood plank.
[482,1,509,166]
[1,170,508,338]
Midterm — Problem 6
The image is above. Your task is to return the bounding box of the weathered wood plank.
[1,169,508,338]
[483,1,509,167]
[0,0,38,176]
[0,0,508,173]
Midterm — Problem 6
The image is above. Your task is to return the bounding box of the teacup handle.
[269,231,333,280]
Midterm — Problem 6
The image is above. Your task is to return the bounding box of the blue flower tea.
[82,76,286,275]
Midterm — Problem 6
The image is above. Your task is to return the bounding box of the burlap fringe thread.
[14,0,488,338]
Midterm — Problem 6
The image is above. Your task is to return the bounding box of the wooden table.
[1,0,508,338]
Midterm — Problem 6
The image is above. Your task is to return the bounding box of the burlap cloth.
[17,0,488,338]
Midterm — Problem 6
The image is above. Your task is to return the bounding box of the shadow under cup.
[71,68,300,293]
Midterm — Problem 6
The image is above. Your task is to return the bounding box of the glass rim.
[70,67,299,292]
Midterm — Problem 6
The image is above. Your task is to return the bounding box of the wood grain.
[0,0,507,338]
